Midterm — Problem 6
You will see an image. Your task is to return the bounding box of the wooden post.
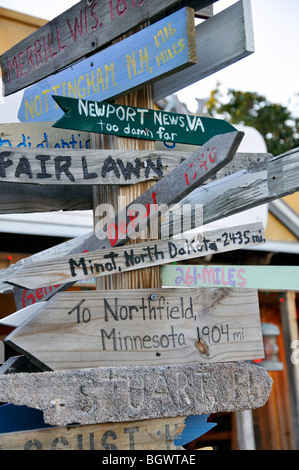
[90,30,162,448]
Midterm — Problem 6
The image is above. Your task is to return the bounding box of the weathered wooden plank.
[52,95,236,146]
[162,265,299,291]
[0,134,246,309]
[0,145,235,186]
[0,415,187,451]
[0,182,93,214]
[4,132,244,289]
[153,0,254,101]
[5,288,263,370]
[1,0,217,96]
[162,146,299,235]
[0,362,273,426]
[5,222,266,291]
[0,121,91,149]
[0,148,272,214]
[17,7,197,122]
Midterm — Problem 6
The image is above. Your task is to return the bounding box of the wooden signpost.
[4,288,264,371]
[0,0,275,452]
[17,7,197,123]
[5,222,266,291]
[0,145,234,186]
[160,146,299,236]
[1,0,217,96]
[0,415,187,451]
[16,0,253,124]
[0,147,274,215]
[3,131,245,298]
[0,147,177,186]
[52,95,237,146]
[162,265,299,291]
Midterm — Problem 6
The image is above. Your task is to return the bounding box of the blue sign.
[18,8,196,123]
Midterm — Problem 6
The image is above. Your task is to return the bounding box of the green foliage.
[206,84,299,155]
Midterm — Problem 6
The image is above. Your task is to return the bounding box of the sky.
[0,0,298,116]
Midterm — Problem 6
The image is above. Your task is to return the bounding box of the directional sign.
[18,7,197,123]
[0,413,188,450]
[52,95,237,146]
[162,265,299,291]
[0,148,185,186]
[160,146,299,236]
[5,287,264,370]
[5,222,266,291]
[1,0,217,96]
[0,149,272,217]
[16,1,252,124]
[0,122,91,149]
[4,131,244,290]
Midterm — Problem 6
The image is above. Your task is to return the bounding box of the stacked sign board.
[0,0,291,450]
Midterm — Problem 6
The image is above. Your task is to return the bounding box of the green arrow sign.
[52,95,237,146]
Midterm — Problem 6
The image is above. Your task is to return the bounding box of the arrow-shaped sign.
[5,131,244,297]
[1,0,216,96]
[5,222,266,291]
[162,265,299,291]
[52,95,237,146]
[17,7,197,122]
[4,287,264,370]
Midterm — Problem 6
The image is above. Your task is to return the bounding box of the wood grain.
[5,222,266,290]
[5,288,264,370]
[2,0,215,95]
[0,416,185,450]
[17,7,197,123]
[167,146,299,234]
[0,149,272,214]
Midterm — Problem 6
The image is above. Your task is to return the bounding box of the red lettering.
[109,0,114,21]
[27,46,35,72]
[237,268,246,287]
[91,3,100,31]
[119,220,128,234]
[116,0,127,16]
[22,289,36,308]
[36,288,43,299]
[48,33,57,59]
[57,26,67,52]
[34,40,43,66]
[42,36,49,63]
[143,203,150,218]
[67,10,85,41]
[128,210,138,229]
[209,147,216,163]
[7,57,18,82]
[18,51,26,78]
[151,192,158,210]
[108,222,118,247]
